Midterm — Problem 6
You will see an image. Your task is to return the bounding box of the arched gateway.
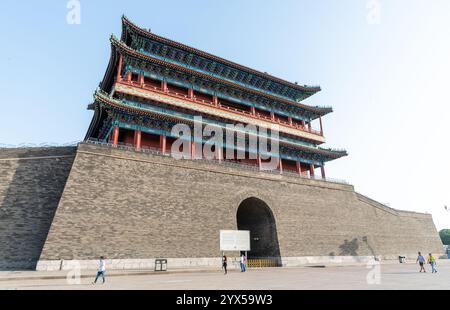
[236,197,281,266]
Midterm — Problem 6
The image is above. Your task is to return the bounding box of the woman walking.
[222,255,228,275]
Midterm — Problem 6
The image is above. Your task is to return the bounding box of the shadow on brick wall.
[339,238,360,256]
[337,236,377,258]
[0,147,75,270]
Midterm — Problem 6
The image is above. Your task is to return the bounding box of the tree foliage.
[439,229,450,245]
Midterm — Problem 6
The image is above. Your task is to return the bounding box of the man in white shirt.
[92,256,106,284]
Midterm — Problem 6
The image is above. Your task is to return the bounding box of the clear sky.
[1,1,449,229]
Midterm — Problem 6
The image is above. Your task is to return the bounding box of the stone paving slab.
[0,268,220,281]
[1,260,449,290]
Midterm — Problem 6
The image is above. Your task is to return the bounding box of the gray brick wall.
[37,143,442,262]
[0,147,76,269]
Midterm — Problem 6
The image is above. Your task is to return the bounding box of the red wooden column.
[161,80,168,92]
[279,158,283,174]
[296,161,301,174]
[309,164,315,178]
[112,126,119,146]
[288,116,293,126]
[188,88,194,99]
[270,112,275,121]
[251,106,256,115]
[321,165,326,179]
[126,71,132,83]
[116,54,123,82]
[319,116,324,135]
[134,130,142,150]
[213,95,219,106]
[191,140,196,159]
[301,120,306,129]
[160,135,166,154]
[139,74,145,87]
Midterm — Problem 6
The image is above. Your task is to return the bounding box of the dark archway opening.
[237,197,281,265]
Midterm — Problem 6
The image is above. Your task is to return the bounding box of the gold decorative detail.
[247,258,279,268]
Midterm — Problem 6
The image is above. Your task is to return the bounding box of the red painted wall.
[131,73,139,82]
[292,118,303,127]
[118,129,135,145]
[255,108,272,119]
[167,83,188,96]
[144,76,161,89]
[300,162,310,175]
[282,159,297,172]
[219,99,251,113]
[195,91,213,103]
[141,132,160,148]
[276,114,290,124]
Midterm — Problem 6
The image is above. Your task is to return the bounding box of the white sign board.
[220,230,250,251]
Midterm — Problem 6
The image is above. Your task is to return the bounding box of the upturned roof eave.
[120,15,321,96]
[109,35,333,118]
[93,90,346,161]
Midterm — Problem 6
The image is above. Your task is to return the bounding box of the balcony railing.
[117,79,324,137]
[83,139,348,185]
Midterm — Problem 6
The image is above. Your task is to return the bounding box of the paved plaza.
[0,260,449,290]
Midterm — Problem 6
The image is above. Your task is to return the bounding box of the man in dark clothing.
[222,255,227,275]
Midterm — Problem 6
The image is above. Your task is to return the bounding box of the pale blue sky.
[1,1,449,229]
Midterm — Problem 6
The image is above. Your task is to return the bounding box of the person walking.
[222,255,227,275]
[427,253,437,273]
[92,256,106,284]
[416,252,426,273]
[240,253,247,272]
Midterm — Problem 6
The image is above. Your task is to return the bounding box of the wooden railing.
[118,79,324,136]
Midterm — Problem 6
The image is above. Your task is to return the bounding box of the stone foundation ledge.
[281,256,379,267]
[33,256,422,271]
[36,257,232,271]
[282,254,447,266]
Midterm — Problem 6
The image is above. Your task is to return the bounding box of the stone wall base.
[37,257,226,271]
[35,256,407,271]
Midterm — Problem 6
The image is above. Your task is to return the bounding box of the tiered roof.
[121,16,320,102]
[87,16,348,163]
[100,16,333,120]
[91,89,347,162]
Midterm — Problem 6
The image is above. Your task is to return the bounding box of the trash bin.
[155,259,167,271]
[398,256,406,263]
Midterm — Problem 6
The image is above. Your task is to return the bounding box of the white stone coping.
[35,255,417,271]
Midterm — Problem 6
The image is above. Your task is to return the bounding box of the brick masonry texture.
[33,143,442,264]
[0,147,76,270]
